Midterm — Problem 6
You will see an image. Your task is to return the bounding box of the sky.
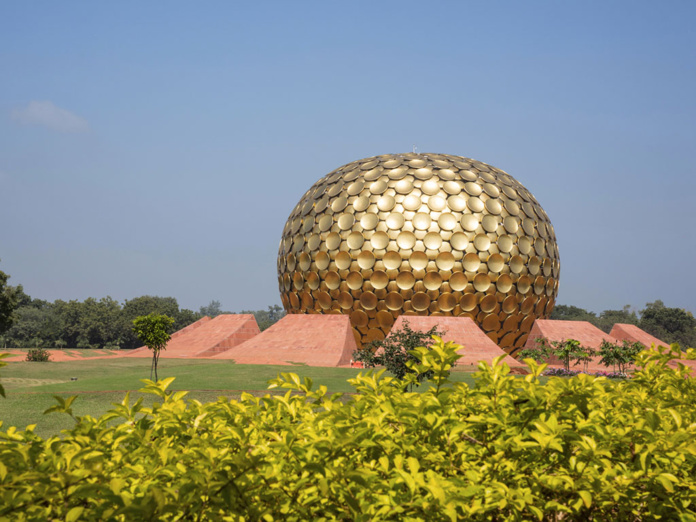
[1,1,694,315]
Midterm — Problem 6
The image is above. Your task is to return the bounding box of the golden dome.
[277,153,560,354]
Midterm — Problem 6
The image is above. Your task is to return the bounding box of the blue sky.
[1,1,694,314]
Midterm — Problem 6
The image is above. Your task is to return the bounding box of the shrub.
[1,343,696,520]
[543,367,580,377]
[594,371,630,380]
[598,339,643,373]
[521,337,594,372]
[352,320,446,390]
[25,347,51,362]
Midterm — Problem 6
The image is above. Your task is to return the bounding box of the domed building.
[277,153,560,354]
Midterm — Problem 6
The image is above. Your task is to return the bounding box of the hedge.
[0,342,695,521]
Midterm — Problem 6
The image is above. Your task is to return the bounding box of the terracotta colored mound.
[170,316,212,339]
[523,320,619,372]
[212,314,356,367]
[610,323,696,373]
[388,316,528,374]
[126,314,261,358]
[609,324,669,349]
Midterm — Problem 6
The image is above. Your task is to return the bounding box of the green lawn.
[1,357,479,438]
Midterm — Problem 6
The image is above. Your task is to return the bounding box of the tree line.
[0,290,285,350]
[0,261,285,349]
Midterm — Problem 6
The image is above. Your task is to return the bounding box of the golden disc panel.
[377,195,396,211]
[460,293,477,311]
[497,274,514,294]
[360,291,378,310]
[413,212,432,230]
[385,291,404,310]
[412,292,431,311]
[461,214,479,231]
[428,196,447,212]
[383,250,402,270]
[423,271,443,291]
[357,251,375,270]
[463,252,481,272]
[449,272,467,291]
[370,271,389,290]
[480,294,497,313]
[423,232,443,250]
[351,309,369,327]
[396,231,417,249]
[396,271,416,290]
[438,213,457,231]
[487,253,505,273]
[448,196,467,212]
[325,271,341,290]
[335,251,352,270]
[403,194,421,211]
[278,153,560,353]
[337,291,354,309]
[315,251,330,270]
[436,252,455,271]
[438,293,457,312]
[409,251,429,270]
[346,231,364,250]
[473,273,491,292]
[346,271,363,290]
[370,231,389,249]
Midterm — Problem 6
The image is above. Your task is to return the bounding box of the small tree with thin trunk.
[132,313,174,381]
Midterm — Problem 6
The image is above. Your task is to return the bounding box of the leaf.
[657,473,675,492]
[66,506,84,522]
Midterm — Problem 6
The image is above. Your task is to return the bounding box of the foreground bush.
[1,342,695,521]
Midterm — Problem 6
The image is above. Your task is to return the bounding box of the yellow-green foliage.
[1,341,696,521]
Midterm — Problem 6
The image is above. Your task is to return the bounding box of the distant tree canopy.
[240,305,286,331]
[551,301,695,348]
[638,300,696,348]
[0,261,20,336]
[199,300,224,318]
[0,288,286,349]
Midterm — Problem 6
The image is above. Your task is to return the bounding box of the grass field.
[1,357,479,438]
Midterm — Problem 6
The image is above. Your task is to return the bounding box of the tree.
[639,301,696,349]
[573,344,596,373]
[594,305,639,334]
[353,320,446,391]
[3,305,61,348]
[518,342,552,364]
[74,297,123,348]
[132,313,174,381]
[199,300,223,318]
[241,305,286,331]
[0,261,19,336]
[549,304,597,323]
[175,308,203,331]
[598,340,643,373]
[521,337,589,372]
[121,296,181,349]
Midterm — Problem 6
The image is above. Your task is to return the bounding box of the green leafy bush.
[25,347,51,362]
[352,320,445,390]
[598,339,643,373]
[1,341,696,520]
